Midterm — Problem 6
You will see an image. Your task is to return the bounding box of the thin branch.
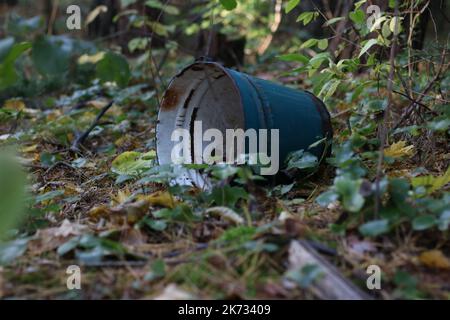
[392,48,448,130]
[374,1,399,216]
[257,0,283,56]
[70,100,114,152]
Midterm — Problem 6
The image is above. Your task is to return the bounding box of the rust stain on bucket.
[161,87,180,111]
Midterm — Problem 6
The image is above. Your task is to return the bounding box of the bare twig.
[257,0,282,56]
[47,0,60,35]
[392,48,448,130]
[392,90,435,113]
[374,1,399,216]
[70,100,114,152]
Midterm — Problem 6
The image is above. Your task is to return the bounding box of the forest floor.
[0,59,449,300]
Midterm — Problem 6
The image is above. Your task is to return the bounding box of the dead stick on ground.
[286,240,370,300]
[70,100,114,152]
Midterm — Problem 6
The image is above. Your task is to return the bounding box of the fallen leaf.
[154,284,193,300]
[0,238,29,265]
[89,199,152,224]
[54,219,86,238]
[28,220,86,255]
[111,151,154,175]
[111,189,132,205]
[120,227,148,247]
[419,250,450,270]
[205,206,244,225]
[384,140,414,158]
[411,166,450,195]
[21,144,38,153]
[88,205,111,219]
[3,99,25,111]
[138,191,176,208]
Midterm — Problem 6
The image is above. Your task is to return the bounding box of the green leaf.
[296,11,315,25]
[382,21,392,38]
[323,16,345,27]
[34,190,65,204]
[111,151,155,176]
[411,166,450,195]
[96,51,131,87]
[32,36,70,77]
[0,152,27,238]
[358,39,378,58]
[121,0,138,7]
[0,41,31,89]
[412,215,436,231]
[427,119,450,132]
[219,0,237,10]
[0,37,15,62]
[319,79,340,100]
[145,0,179,15]
[286,0,300,14]
[389,17,401,34]
[316,190,338,207]
[349,9,365,25]
[128,38,148,53]
[308,52,329,68]
[286,264,324,288]
[335,176,365,212]
[144,219,167,231]
[317,38,328,50]
[0,238,29,265]
[57,236,80,256]
[209,186,248,207]
[278,53,309,63]
[359,219,389,237]
[438,210,450,231]
[286,150,318,170]
[145,259,166,281]
[301,38,318,49]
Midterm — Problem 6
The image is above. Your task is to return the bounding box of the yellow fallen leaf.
[64,183,82,196]
[111,189,132,206]
[88,205,111,219]
[89,201,149,225]
[21,144,38,153]
[138,191,176,208]
[384,140,415,158]
[419,250,450,270]
[3,99,25,111]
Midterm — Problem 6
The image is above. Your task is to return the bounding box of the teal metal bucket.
[156,62,332,177]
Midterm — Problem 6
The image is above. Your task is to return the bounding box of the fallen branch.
[70,100,114,152]
[286,240,370,300]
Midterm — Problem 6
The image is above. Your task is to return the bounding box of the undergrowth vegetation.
[0,0,449,299]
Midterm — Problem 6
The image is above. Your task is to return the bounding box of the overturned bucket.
[156,62,332,184]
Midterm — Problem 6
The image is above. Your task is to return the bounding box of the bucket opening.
[157,63,245,166]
